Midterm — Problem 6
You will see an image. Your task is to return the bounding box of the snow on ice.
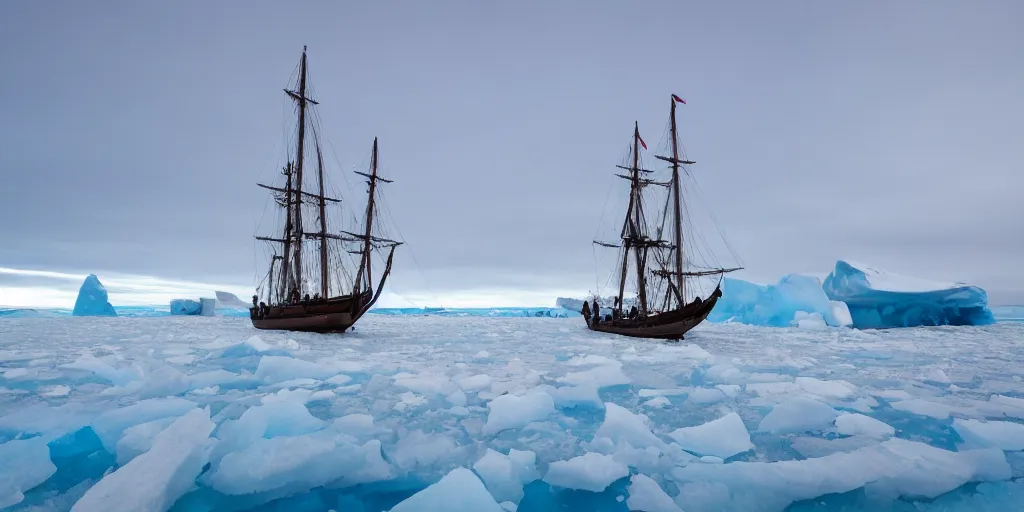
[0,314,1022,511]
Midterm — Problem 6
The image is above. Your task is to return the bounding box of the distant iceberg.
[170,298,217,316]
[215,291,249,309]
[823,260,995,328]
[709,274,852,328]
[72,274,117,317]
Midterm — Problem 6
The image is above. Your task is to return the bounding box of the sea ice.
[473,448,540,504]
[834,412,895,439]
[389,467,504,512]
[822,259,996,328]
[0,436,57,508]
[543,452,630,493]
[482,389,555,435]
[71,408,215,512]
[668,412,754,459]
[626,474,683,512]
[953,418,1024,451]
[71,274,117,317]
[757,396,838,434]
[593,402,668,451]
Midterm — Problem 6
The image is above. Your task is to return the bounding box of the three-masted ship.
[587,95,742,340]
[250,46,401,332]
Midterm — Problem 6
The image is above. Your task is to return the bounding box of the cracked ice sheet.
[0,316,1021,511]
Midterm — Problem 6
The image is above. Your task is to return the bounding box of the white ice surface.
[0,315,1021,511]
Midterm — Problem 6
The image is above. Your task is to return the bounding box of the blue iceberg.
[72,274,117,317]
[822,260,995,328]
[708,274,852,328]
[169,299,202,316]
[170,298,218,316]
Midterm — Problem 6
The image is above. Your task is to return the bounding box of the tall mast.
[316,145,329,298]
[290,46,310,297]
[631,122,649,315]
[278,162,294,301]
[669,97,685,304]
[354,137,380,293]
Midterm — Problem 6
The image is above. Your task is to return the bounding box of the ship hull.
[587,287,721,340]
[249,291,371,333]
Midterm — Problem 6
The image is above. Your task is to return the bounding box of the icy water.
[1,316,1022,511]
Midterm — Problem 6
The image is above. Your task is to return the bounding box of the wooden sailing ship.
[586,95,742,340]
[249,46,401,332]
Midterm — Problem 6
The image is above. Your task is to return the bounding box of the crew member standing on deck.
[581,300,592,326]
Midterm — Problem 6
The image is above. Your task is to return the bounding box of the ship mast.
[288,46,310,297]
[316,145,328,298]
[669,97,685,303]
[353,138,382,293]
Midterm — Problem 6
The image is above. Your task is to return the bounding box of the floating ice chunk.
[671,438,1010,511]
[668,412,753,459]
[540,384,604,410]
[790,435,880,458]
[688,387,728,405]
[115,416,178,465]
[447,389,468,406]
[91,397,198,453]
[953,418,1024,451]
[330,413,375,435]
[72,408,215,512]
[389,467,504,512]
[644,396,671,408]
[393,371,459,396]
[823,259,995,328]
[72,274,117,317]
[206,432,390,500]
[457,374,493,392]
[212,401,325,460]
[482,390,555,435]
[834,413,895,439]
[543,452,630,493]
[594,402,667,451]
[794,377,857,399]
[392,429,459,471]
[59,353,141,386]
[473,448,539,503]
[327,373,352,386]
[41,385,71,397]
[254,355,340,384]
[639,388,690,398]
[136,364,191,399]
[890,398,962,419]
[0,436,57,509]
[626,474,683,512]
[188,369,252,390]
[557,363,630,389]
[924,367,951,384]
[757,396,838,434]
[393,392,428,412]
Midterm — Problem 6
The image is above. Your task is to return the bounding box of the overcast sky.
[1,0,1022,307]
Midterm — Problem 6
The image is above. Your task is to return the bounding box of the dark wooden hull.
[587,288,721,340]
[249,291,372,333]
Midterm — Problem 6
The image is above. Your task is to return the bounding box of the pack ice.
[0,312,1021,511]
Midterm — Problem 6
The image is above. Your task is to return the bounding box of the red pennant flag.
[672,94,686,104]
[638,133,647,150]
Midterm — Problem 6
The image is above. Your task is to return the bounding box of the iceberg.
[823,260,995,328]
[215,291,250,309]
[708,274,852,328]
[72,274,117,317]
[169,299,202,315]
[169,297,218,316]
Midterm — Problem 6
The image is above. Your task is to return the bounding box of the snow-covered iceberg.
[823,260,995,329]
[72,274,117,317]
[708,274,852,328]
[215,291,249,309]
